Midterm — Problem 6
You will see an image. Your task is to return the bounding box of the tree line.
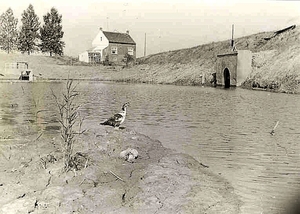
[0,5,65,56]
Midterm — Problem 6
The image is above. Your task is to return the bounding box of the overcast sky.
[1,0,300,57]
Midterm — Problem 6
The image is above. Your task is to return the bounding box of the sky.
[1,0,300,57]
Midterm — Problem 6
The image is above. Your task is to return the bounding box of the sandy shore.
[0,123,241,213]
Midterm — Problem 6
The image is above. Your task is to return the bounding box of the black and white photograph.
[0,0,300,213]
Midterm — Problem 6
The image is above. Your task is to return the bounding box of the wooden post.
[231,24,234,48]
[144,33,147,57]
[232,24,234,41]
[202,73,205,84]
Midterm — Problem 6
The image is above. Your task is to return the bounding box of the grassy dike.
[1,25,300,93]
[108,26,300,94]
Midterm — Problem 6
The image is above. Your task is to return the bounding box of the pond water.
[1,81,300,214]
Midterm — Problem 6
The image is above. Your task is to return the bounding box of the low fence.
[5,62,28,72]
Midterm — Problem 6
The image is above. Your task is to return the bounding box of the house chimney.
[126,30,129,34]
[100,27,103,31]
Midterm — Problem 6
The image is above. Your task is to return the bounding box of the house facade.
[79,28,136,65]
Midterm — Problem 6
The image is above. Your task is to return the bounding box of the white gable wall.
[91,30,109,62]
[92,30,109,50]
[79,30,110,63]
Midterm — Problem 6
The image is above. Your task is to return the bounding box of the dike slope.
[105,25,300,93]
[1,25,300,93]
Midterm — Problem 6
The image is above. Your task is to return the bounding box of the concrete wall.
[0,69,33,81]
[79,51,89,63]
[236,50,252,86]
[216,52,238,86]
[216,50,252,87]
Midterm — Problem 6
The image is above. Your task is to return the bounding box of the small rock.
[119,148,139,162]
[127,154,135,163]
[119,150,128,159]
[130,149,138,158]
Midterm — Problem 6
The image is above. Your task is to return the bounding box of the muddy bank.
[0,124,240,213]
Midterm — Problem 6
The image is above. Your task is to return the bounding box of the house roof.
[103,31,136,45]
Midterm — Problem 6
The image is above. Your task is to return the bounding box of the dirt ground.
[0,124,241,213]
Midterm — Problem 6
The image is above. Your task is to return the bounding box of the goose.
[100,102,130,128]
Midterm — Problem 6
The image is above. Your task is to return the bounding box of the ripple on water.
[1,82,300,214]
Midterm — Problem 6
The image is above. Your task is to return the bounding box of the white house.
[79,27,136,65]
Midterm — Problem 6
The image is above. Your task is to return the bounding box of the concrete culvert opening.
[224,68,230,88]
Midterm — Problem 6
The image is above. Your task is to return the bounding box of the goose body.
[100,102,130,128]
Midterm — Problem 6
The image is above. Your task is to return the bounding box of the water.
[1,81,300,214]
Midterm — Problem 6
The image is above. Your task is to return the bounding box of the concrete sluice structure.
[0,62,34,81]
[215,50,252,88]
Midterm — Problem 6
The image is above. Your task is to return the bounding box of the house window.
[128,47,134,55]
[100,37,102,41]
[111,46,117,54]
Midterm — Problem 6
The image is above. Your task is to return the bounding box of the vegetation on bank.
[1,24,300,93]
[106,25,300,93]
[51,79,86,172]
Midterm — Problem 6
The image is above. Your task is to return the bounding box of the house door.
[224,68,230,88]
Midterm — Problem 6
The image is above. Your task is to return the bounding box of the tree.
[0,8,18,54]
[40,7,65,56]
[18,4,40,55]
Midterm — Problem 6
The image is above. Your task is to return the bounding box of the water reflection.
[0,81,300,214]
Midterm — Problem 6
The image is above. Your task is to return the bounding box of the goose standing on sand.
[100,102,130,128]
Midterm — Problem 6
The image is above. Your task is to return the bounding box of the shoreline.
[0,76,288,94]
[0,64,298,94]
[0,125,241,213]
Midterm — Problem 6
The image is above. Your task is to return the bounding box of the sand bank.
[0,124,241,213]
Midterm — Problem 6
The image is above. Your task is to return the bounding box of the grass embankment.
[0,53,106,80]
[105,25,300,93]
[1,24,300,93]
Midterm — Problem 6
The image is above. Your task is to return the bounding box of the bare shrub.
[122,53,135,68]
[51,79,85,172]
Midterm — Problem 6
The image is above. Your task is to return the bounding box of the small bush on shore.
[51,79,85,171]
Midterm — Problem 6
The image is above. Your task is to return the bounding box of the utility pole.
[106,17,109,30]
[144,33,147,57]
[231,24,235,50]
